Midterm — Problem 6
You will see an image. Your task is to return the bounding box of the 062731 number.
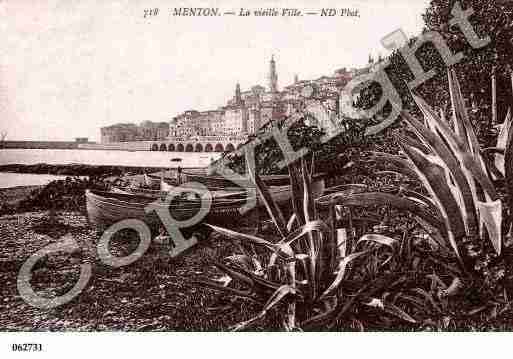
[11,343,43,352]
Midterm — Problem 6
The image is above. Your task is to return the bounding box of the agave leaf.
[323,183,368,196]
[214,262,255,287]
[231,284,297,332]
[496,108,512,149]
[397,132,431,154]
[400,189,440,215]
[448,69,482,161]
[222,262,283,293]
[248,166,288,238]
[447,70,470,152]
[357,234,397,248]
[319,250,368,300]
[476,200,502,255]
[494,108,512,176]
[206,224,275,250]
[327,205,338,273]
[230,315,263,332]
[301,158,319,299]
[208,223,294,261]
[413,92,498,201]
[318,192,444,233]
[194,279,255,300]
[280,220,330,247]
[401,108,478,236]
[337,228,348,258]
[451,70,493,193]
[287,213,298,233]
[384,303,417,323]
[301,157,316,222]
[400,144,465,260]
[505,110,513,218]
[460,151,498,200]
[287,162,306,226]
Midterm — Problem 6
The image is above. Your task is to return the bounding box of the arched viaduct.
[150,137,245,153]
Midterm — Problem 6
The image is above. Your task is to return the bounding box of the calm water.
[0,149,220,188]
[0,149,219,168]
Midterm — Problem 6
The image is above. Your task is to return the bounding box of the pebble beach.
[0,186,261,331]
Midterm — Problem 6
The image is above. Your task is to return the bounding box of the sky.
[0,0,430,141]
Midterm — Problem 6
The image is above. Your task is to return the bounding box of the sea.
[0,149,220,189]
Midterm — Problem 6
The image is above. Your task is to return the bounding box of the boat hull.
[86,189,251,234]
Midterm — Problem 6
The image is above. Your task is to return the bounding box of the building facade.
[101,121,169,143]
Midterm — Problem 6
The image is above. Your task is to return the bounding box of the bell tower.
[235,82,242,104]
[268,55,278,93]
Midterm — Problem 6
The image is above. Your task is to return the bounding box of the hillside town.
[99,55,379,149]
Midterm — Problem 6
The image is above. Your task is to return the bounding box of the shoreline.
[0,163,204,177]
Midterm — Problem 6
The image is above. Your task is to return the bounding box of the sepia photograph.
[0,0,512,356]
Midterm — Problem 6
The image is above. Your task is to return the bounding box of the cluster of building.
[100,121,170,143]
[100,55,381,150]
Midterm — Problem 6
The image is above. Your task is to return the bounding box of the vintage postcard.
[0,0,512,356]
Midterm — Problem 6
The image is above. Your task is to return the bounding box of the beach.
[0,185,264,330]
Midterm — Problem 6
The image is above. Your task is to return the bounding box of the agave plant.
[363,69,510,278]
[197,157,412,331]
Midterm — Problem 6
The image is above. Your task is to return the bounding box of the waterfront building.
[101,121,169,143]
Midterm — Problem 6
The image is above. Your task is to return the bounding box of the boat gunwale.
[86,189,254,212]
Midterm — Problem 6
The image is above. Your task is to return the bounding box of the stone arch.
[151,143,159,151]
[195,143,203,152]
[225,143,235,152]
[205,143,213,152]
[168,143,175,151]
[214,143,224,152]
[177,143,184,152]
[185,143,194,152]
[160,143,167,151]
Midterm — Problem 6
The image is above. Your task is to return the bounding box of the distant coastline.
[1,139,92,150]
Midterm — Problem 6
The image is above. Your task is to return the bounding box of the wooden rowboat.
[85,189,254,234]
